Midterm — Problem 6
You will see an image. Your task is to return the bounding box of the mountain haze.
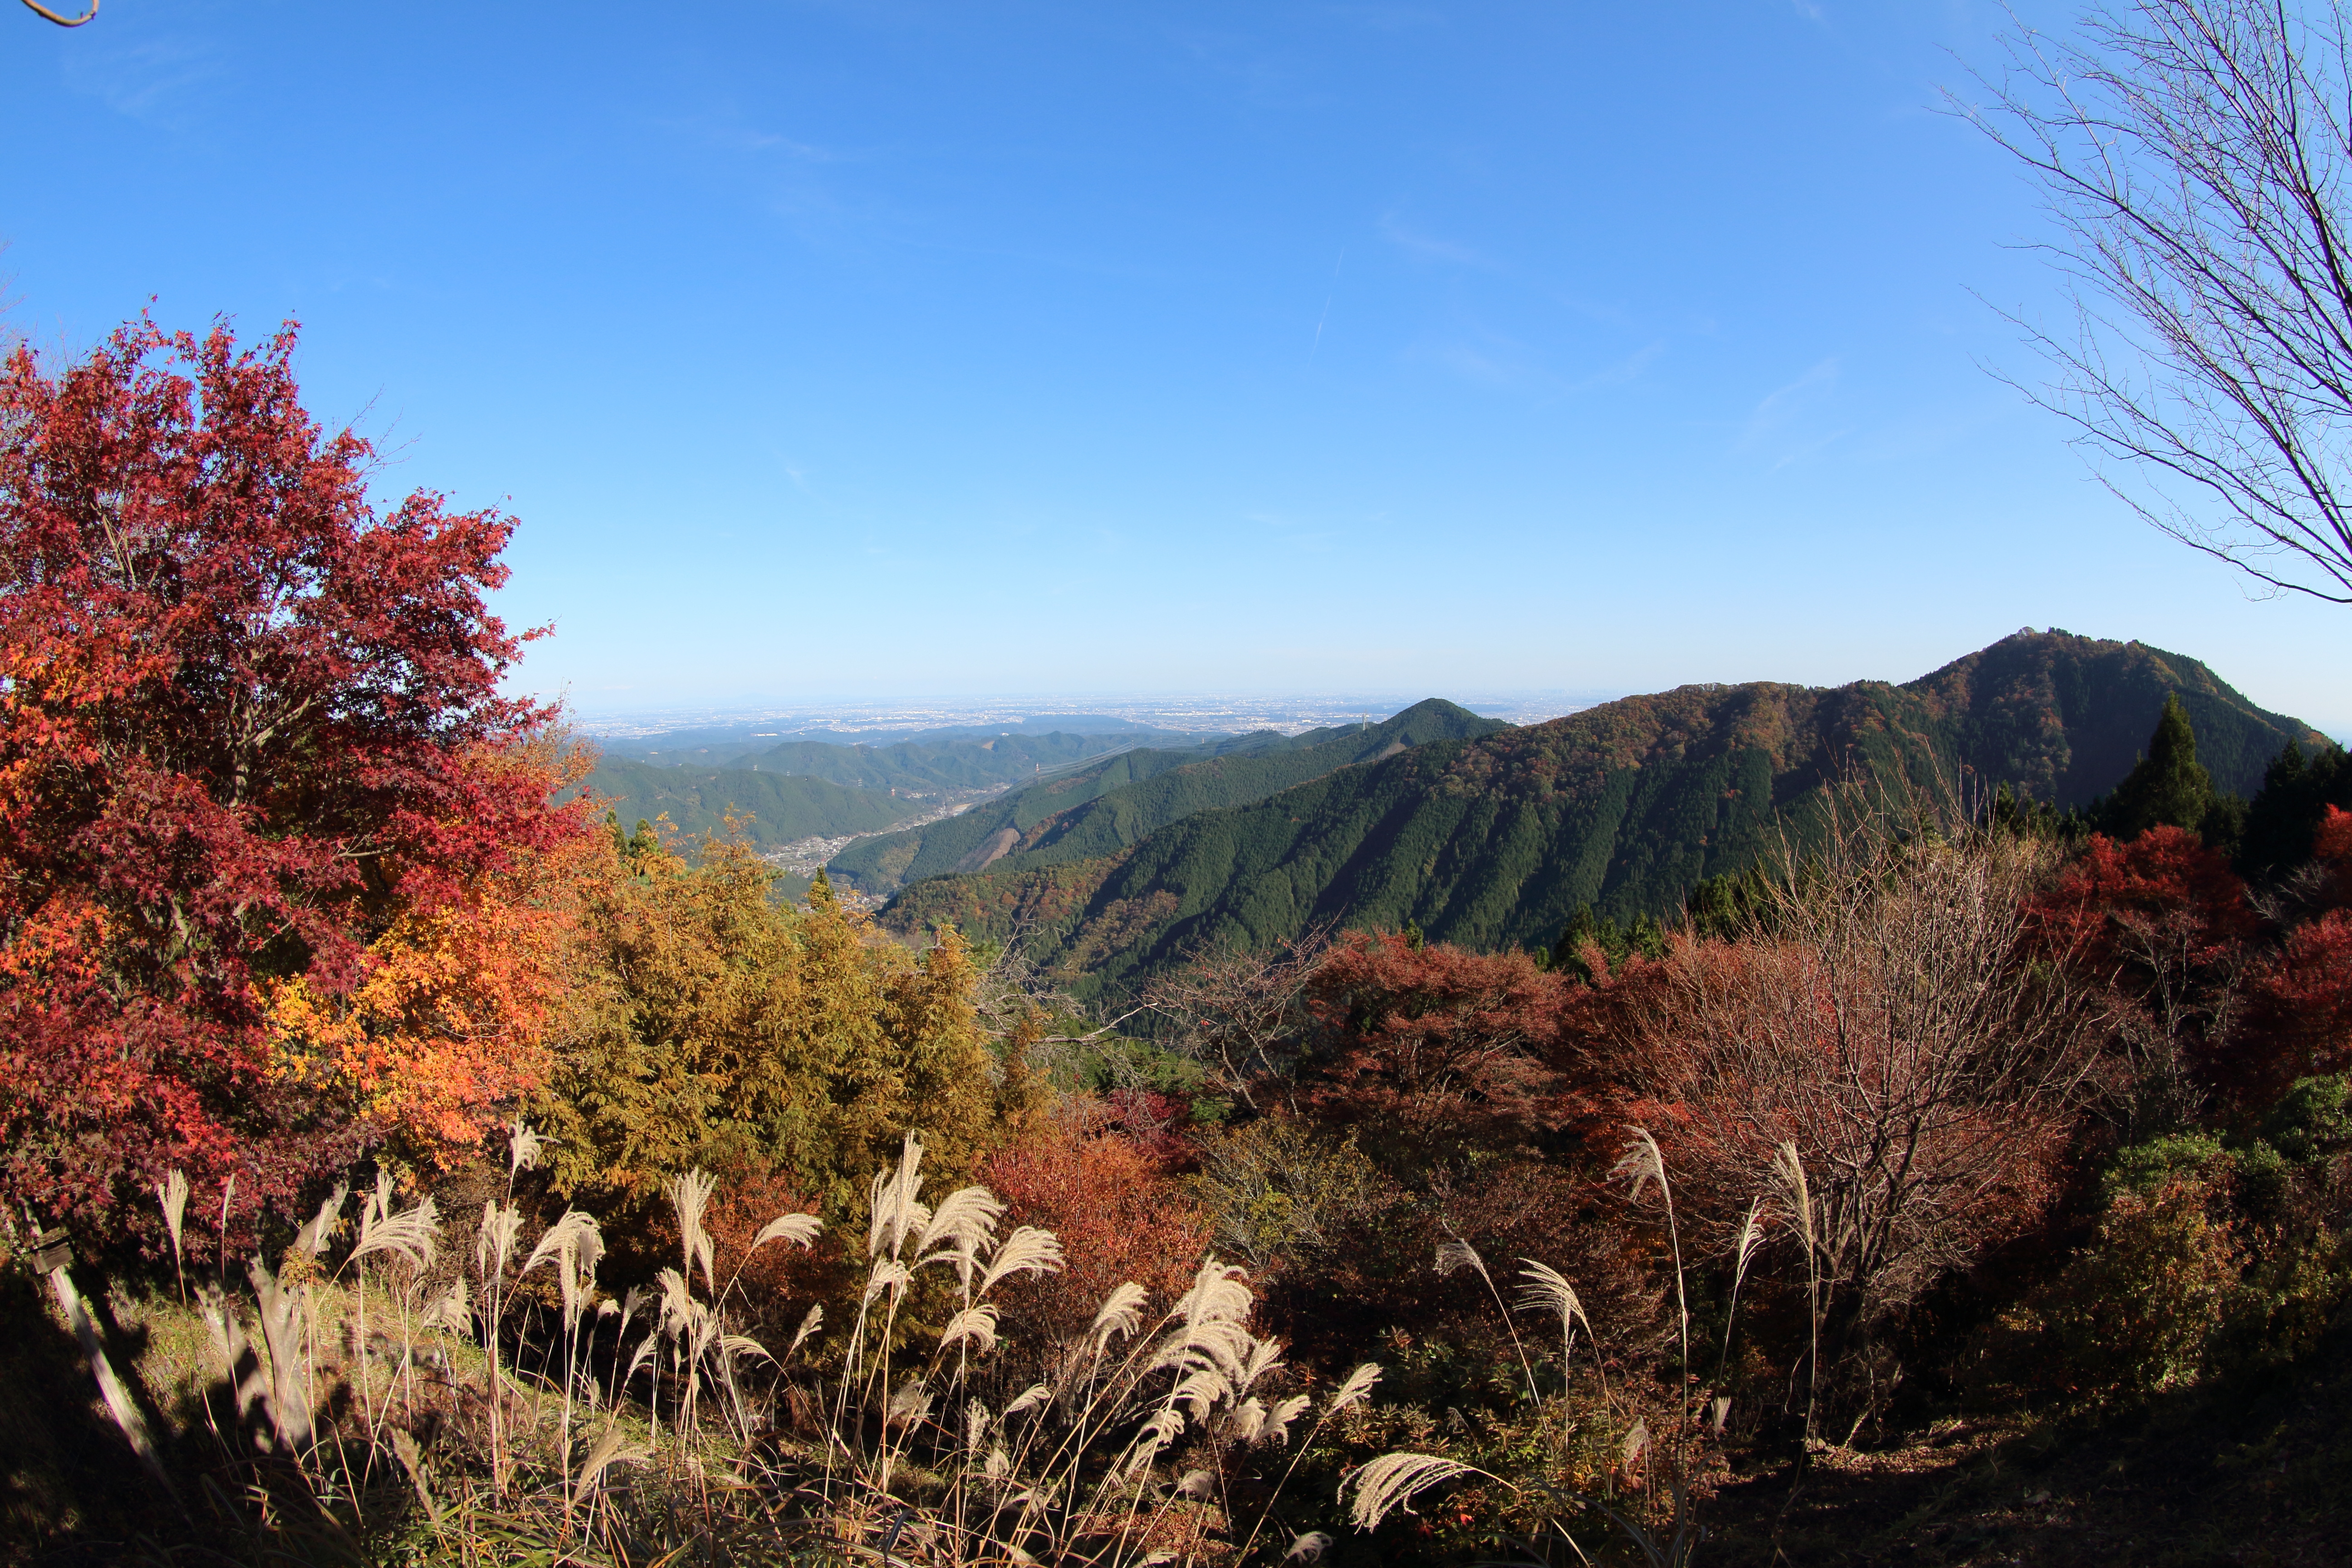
[882,631,2323,998]
[828,699,1505,896]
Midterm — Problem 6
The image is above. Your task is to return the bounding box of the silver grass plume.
[475,1201,523,1282]
[1769,1140,1817,1262]
[1172,1366,1233,1422]
[867,1131,930,1261]
[885,1380,933,1429]
[1236,1334,1286,1394]
[916,1185,1005,1285]
[1513,1260,1592,1359]
[1620,1418,1649,1468]
[1286,1531,1334,1563]
[1733,1197,1770,1287]
[751,1211,823,1252]
[351,1194,441,1272]
[1004,1382,1051,1418]
[1125,1407,1185,1476]
[421,1275,470,1334]
[575,1422,650,1496]
[1173,1255,1252,1324]
[788,1302,824,1357]
[294,1181,349,1259]
[1091,1282,1148,1352]
[1262,1392,1312,1446]
[1345,1453,1476,1530]
[507,1118,546,1180]
[1434,1235,1489,1281]
[863,1259,912,1304]
[1327,1362,1382,1414]
[523,1209,601,1279]
[1612,1127,1669,1206]
[938,1303,1001,1354]
[980,1225,1065,1294]
[156,1170,189,1266]
[663,1169,717,1294]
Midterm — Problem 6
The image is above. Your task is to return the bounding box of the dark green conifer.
[2242,737,2352,880]
[2102,694,2215,839]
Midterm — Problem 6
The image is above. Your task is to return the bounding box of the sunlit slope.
[572,758,927,850]
[881,631,2322,997]
[828,699,1506,895]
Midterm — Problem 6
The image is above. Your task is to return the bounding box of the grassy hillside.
[882,631,2323,998]
[573,758,928,850]
[828,699,1506,895]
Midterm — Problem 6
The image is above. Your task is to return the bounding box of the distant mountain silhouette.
[880,630,2323,1000]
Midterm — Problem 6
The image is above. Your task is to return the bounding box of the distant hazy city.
[575,690,1608,745]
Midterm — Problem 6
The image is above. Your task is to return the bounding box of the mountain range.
[874,631,2326,1000]
[565,757,932,851]
[827,700,1505,896]
[576,726,1243,849]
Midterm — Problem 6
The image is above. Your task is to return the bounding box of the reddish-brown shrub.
[1295,932,1584,1170]
[981,1101,1210,1343]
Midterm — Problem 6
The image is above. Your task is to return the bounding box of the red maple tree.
[0,317,579,1246]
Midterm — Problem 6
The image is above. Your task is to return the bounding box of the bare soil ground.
[1703,1324,2352,1568]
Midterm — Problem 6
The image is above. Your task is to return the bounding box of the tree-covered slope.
[828,700,1505,895]
[722,730,1201,794]
[573,758,928,850]
[881,631,2323,999]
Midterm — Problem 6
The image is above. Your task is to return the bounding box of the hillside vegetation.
[570,756,929,850]
[830,698,1505,895]
[882,631,2323,997]
[15,324,2352,1568]
[694,728,1205,794]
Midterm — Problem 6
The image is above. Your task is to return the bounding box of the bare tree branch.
[20,0,97,24]
[1957,0,2352,603]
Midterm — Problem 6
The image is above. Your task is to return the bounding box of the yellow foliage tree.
[537,823,1003,1218]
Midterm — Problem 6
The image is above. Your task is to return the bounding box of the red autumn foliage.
[981,1102,1209,1342]
[2240,911,2352,1102]
[1294,931,1585,1168]
[0,317,582,1244]
[2231,809,2352,1105]
[2029,826,2261,1110]
[2031,826,2259,972]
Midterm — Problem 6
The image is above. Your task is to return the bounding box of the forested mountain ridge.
[705,729,1207,794]
[567,757,929,850]
[881,630,2325,999]
[828,698,1504,895]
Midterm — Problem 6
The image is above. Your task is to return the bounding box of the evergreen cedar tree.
[2097,692,2231,843]
[0,318,584,1249]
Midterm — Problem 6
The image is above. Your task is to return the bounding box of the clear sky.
[4,1,2346,734]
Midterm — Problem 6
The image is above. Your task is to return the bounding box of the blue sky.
[4,0,2347,734]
